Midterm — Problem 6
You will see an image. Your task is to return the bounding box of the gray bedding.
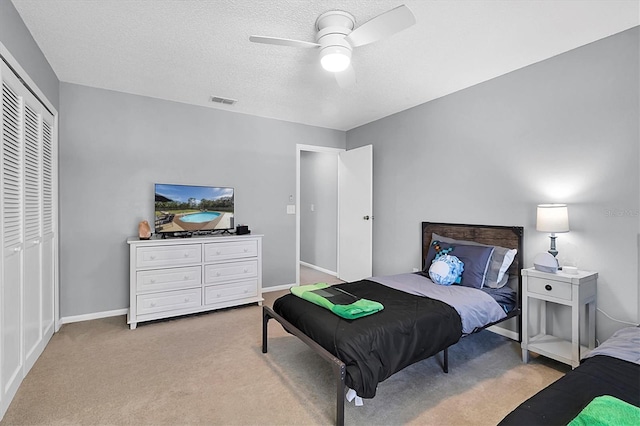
[583,326,640,365]
[369,272,507,334]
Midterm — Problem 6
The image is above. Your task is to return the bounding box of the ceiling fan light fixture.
[320,46,351,72]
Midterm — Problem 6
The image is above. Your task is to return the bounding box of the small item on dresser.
[236,224,250,235]
[138,220,152,240]
[564,266,579,274]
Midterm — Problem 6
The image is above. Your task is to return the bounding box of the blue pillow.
[425,241,494,289]
[429,254,464,286]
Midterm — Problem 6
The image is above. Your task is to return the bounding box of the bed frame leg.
[262,307,270,354]
[443,348,449,373]
[334,362,346,426]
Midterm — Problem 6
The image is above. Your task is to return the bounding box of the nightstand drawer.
[528,277,572,300]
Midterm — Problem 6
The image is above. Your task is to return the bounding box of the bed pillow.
[431,232,517,289]
[425,241,494,289]
[428,254,464,286]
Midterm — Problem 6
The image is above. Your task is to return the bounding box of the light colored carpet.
[1,289,568,425]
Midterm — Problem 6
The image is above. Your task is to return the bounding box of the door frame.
[295,144,344,286]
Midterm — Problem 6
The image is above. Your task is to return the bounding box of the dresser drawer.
[137,288,202,315]
[136,244,201,268]
[527,277,572,301]
[204,240,257,262]
[204,280,258,305]
[204,260,257,284]
[136,266,201,293]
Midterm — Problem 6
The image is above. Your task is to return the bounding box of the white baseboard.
[60,308,128,325]
[487,324,519,341]
[299,261,337,277]
[262,283,296,293]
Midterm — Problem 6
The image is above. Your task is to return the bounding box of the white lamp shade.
[536,204,569,233]
[320,46,351,72]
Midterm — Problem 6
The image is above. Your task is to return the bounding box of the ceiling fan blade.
[334,65,356,88]
[344,4,416,47]
[249,35,320,49]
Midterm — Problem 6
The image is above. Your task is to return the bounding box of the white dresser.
[127,234,263,329]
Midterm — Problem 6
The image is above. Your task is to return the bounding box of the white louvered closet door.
[1,59,56,417]
[1,62,24,411]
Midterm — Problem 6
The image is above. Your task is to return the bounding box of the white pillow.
[497,249,517,283]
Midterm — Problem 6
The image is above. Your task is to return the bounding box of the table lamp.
[536,204,569,257]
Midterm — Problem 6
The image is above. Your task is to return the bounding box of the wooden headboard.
[422,222,524,280]
[422,222,524,341]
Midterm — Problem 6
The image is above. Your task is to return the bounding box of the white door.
[40,118,55,342]
[337,145,373,282]
[23,99,48,373]
[1,63,25,411]
[1,59,56,418]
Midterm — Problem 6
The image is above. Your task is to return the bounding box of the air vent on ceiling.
[210,96,237,105]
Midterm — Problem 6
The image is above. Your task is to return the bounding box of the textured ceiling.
[11,0,640,131]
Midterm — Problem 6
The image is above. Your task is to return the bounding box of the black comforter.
[499,355,640,425]
[273,280,462,398]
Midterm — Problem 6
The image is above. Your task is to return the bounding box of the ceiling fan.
[249,4,416,87]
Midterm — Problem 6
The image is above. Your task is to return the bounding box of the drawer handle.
[150,255,156,260]
[150,302,156,307]
[244,248,248,252]
[216,250,221,255]
[217,293,221,297]
[244,289,248,294]
[216,272,221,276]
[184,297,190,302]
[150,279,156,284]
[184,276,189,280]
[545,284,552,291]
[244,268,248,273]
[183,253,189,258]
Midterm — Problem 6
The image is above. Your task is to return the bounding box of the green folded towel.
[568,395,640,426]
[290,283,384,320]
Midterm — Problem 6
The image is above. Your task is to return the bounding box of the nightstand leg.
[521,292,529,363]
[588,301,596,348]
[572,297,580,368]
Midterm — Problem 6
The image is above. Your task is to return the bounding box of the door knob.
[363,215,370,220]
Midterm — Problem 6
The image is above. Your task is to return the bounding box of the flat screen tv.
[154,183,234,236]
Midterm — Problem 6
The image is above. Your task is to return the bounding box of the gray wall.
[0,0,59,109]
[347,27,639,341]
[59,82,345,317]
[4,0,638,338]
[300,151,338,272]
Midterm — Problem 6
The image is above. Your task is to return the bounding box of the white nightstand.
[521,267,598,368]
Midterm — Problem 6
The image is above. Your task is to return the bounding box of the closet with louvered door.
[1,59,57,419]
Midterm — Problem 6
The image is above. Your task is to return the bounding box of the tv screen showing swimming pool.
[154,183,234,235]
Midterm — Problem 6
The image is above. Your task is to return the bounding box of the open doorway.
[296,145,344,286]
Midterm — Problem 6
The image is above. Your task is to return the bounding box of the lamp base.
[548,234,558,257]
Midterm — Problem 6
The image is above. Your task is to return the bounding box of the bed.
[499,326,640,425]
[262,222,524,425]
